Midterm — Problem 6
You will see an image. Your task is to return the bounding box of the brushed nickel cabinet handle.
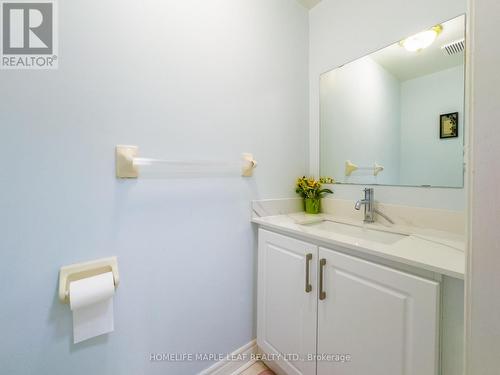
[319,258,326,300]
[305,253,313,293]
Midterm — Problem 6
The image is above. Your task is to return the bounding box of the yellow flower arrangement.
[295,176,333,214]
[295,176,333,199]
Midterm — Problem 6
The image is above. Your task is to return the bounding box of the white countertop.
[252,212,465,279]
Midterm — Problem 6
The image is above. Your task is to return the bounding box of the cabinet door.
[257,229,317,375]
[317,247,440,375]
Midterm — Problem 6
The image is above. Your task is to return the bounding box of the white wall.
[320,57,401,185]
[0,1,308,374]
[310,0,467,210]
[466,0,500,372]
[400,65,465,187]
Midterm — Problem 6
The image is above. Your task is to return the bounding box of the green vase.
[304,198,321,214]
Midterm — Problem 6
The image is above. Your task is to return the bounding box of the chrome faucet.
[355,188,394,224]
[355,188,375,222]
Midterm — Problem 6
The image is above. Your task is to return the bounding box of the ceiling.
[371,15,465,82]
[297,0,322,9]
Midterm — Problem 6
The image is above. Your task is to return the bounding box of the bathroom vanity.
[253,210,464,375]
[254,12,467,375]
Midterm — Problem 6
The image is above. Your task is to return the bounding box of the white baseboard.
[198,340,258,375]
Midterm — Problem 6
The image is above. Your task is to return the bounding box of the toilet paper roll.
[69,272,115,344]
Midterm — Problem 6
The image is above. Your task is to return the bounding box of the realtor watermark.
[0,0,58,69]
[149,352,352,363]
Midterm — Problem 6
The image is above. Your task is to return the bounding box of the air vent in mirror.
[442,39,465,56]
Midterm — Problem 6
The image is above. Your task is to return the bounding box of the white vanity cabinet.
[257,229,440,375]
[257,229,317,375]
[317,247,440,375]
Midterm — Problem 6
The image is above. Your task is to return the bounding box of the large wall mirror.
[320,15,465,188]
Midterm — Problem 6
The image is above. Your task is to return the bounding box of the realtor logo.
[1,0,58,69]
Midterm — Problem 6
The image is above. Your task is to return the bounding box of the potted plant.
[295,176,334,214]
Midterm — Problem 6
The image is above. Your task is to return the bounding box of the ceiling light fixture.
[400,25,443,52]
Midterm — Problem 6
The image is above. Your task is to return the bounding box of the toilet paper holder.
[58,256,120,304]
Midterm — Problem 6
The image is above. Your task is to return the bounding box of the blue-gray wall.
[400,65,465,187]
[0,1,309,374]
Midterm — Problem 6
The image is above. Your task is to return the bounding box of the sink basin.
[303,220,407,245]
